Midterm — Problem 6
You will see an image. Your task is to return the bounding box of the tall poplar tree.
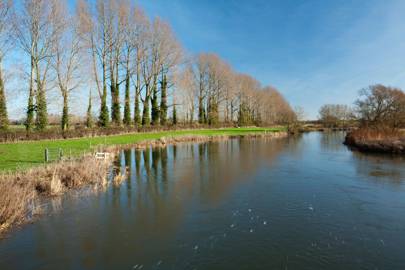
[0,0,11,130]
[86,90,94,128]
[172,104,177,125]
[159,75,168,125]
[123,70,131,126]
[0,67,7,130]
[14,0,56,132]
[151,83,159,125]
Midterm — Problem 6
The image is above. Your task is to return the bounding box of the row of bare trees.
[0,0,295,132]
[318,104,354,128]
[318,84,405,129]
[177,54,295,126]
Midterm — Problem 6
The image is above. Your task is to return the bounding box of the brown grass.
[345,128,405,154]
[346,127,404,142]
[0,179,35,233]
[0,155,111,236]
[113,173,126,187]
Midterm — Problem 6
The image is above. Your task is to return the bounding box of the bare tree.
[191,53,231,126]
[77,0,111,127]
[156,20,183,126]
[0,0,12,130]
[319,104,353,128]
[13,0,58,131]
[105,0,128,126]
[128,7,149,127]
[355,84,405,129]
[145,17,182,126]
[51,0,83,131]
[139,16,153,126]
[176,65,196,123]
[120,0,132,126]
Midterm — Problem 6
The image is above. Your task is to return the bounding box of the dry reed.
[0,155,111,236]
[345,128,405,154]
[347,128,403,141]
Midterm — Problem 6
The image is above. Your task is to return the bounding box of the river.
[1,132,405,269]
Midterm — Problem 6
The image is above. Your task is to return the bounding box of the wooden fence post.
[44,148,49,163]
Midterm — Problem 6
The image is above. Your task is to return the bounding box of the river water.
[1,132,405,270]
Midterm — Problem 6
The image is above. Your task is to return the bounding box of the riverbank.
[0,127,284,172]
[0,124,240,143]
[344,128,405,154]
[292,123,354,133]
[0,130,287,237]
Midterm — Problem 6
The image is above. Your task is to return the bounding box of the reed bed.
[346,128,403,141]
[345,128,405,154]
[0,155,111,236]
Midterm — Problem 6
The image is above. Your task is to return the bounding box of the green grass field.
[0,127,284,172]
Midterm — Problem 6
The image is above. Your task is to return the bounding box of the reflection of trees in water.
[351,151,405,184]
[102,139,284,247]
[27,136,405,267]
[320,132,346,152]
[283,132,346,158]
[29,138,288,266]
[283,133,305,158]
[134,149,141,177]
[161,147,168,184]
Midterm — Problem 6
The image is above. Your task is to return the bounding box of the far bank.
[344,128,405,154]
[0,127,285,172]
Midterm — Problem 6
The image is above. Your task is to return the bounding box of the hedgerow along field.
[0,127,284,172]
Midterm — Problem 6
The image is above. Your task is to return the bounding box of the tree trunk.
[61,91,69,131]
[86,91,93,128]
[198,80,204,124]
[172,104,177,125]
[134,90,141,128]
[151,82,159,126]
[123,72,131,126]
[25,60,35,133]
[99,83,109,127]
[99,62,109,127]
[0,63,9,130]
[110,75,118,125]
[34,61,48,131]
[142,89,150,127]
[159,75,168,126]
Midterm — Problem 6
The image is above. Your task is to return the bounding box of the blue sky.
[137,0,405,119]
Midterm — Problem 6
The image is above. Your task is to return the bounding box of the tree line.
[0,0,295,132]
[318,84,405,129]
[318,104,354,128]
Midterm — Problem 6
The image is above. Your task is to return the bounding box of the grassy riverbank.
[0,127,284,171]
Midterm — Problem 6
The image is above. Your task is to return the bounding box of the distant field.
[0,127,284,172]
[7,125,57,131]
[8,125,26,130]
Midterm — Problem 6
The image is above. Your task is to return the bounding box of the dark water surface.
[1,132,405,270]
